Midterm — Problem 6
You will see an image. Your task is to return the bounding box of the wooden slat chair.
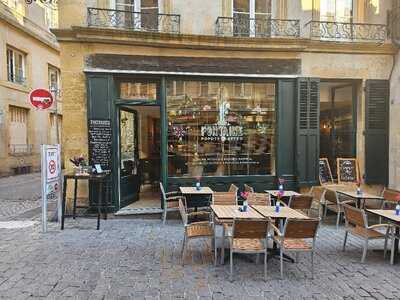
[269,218,320,279]
[178,198,214,265]
[228,184,239,201]
[381,188,400,210]
[229,219,269,282]
[288,194,314,217]
[212,191,237,265]
[160,182,185,225]
[247,193,271,206]
[342,204,390,263]
[322,189,355,228]
[244,184,255,193]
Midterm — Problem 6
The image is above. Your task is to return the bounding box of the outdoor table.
[265,190,301,205]
[180,186,213,209]
[335,190,383,209]
[61,173,109,230]
[252,205,309,262]
[211,204,264,264]
[366,209,400,264]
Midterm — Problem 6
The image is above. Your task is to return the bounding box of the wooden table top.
[210,205,264,220]
[367,209,400,224]
[265,190,301,197]
[180,187,213,194]
[251,205,309,219]
[336,190,383,200]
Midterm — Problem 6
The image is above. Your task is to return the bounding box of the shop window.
[7,47,26,85]
[119,80,157,100]
[48,65,60,91]
[9,106,29,154]
[167,80,276,177]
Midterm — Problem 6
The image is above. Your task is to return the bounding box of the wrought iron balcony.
[305,20,387,43]
[215,17,300,38]
[87,7,180,34]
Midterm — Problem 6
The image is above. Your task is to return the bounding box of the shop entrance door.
[119,107,140,207]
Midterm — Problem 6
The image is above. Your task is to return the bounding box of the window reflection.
[167,80,276,177]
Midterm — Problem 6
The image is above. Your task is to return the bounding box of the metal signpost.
[41,144,61,233]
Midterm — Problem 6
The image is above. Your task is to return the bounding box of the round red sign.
[29,89,53,109]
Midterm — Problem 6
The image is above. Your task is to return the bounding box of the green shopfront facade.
[84,55,388,212]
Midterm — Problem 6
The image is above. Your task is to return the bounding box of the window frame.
[314,0,354,23]
[48,65,60,92]
[6,46,26,85]
[112,0,160,30]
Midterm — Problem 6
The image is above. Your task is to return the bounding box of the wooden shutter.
[365,80,389,185]
[296,78,320,187]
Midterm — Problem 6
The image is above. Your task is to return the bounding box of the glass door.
[119,107,140,208]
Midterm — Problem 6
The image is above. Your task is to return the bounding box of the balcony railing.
[9,144,33,156]
[215,17,300,38]
[87,7,180,34]
[305,20,387,43]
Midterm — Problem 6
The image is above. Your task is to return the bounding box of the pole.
[41,145,47,233]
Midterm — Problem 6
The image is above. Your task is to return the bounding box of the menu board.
[337,158,359,184]
[88,119,112,170]
[319,158,333,185]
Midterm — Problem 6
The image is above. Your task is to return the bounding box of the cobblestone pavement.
[0,173,41,221]
[0,215,400,300]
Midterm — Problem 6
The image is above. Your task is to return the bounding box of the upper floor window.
[115,0,159,30]
[48,65,60,92]
[317,0,353,22]
[7,47,26,85]
[233,0,271,36]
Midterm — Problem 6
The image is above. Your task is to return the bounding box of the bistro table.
[180,186,213,209]
[335,190,383,209]
[211,204,264,264]
[366,209,400,264]
[61,173,109,230]
[265,190,301,205]
[252,205,309,262]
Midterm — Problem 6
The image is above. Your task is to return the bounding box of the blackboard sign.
[319,158,333,185]
[337,158,359,184]
[88,119,112,170]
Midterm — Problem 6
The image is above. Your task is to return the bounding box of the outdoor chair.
[212,191,237,265]
[308,186,325,217]
[288,194,314,217]
[322,189,355,228]
[229,219,269,282]
[247,193,271,206]
[160,182,185,225]
[388,224,400,265]
[269,218,320,279]
[244,184,255,193]
[342,204,390,263]
[380,187,400,210]
[228,184,239,201]
[178,198,214,265]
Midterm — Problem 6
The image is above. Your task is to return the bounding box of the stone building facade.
[0,0,61,177]
[54,0,397,211]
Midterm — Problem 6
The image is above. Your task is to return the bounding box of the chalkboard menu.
[319,158,333,185]
[337,158,359,184]
[89,119,112,170]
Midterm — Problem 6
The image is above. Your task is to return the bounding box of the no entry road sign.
[29,89,53,109]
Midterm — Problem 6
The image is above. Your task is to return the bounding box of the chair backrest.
[232,219,268,239]
[213,192,237,205]
[178,198,188,226]
[288,195,313,210]
[159,182,167,204]
[247,193,271,206]
[309,186,324,203]
[244,184,255,193]
[343,204,367,228]
[324,189,339,204]
[382,187,400,203]
[228,183,239,194]
[283,218,320,239]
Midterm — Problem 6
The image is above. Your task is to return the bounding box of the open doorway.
[118,105,161,210]
[319,81,357,179]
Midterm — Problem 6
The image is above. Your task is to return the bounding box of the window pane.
[233,0,249,13]
[119,81,157,100]
[255,0,271,14]
[167,80,276,177]
[141,0,158,8]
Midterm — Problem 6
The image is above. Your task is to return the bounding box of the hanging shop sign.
[29,89,54,110]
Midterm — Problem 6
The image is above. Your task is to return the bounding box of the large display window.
[166,80,276,177]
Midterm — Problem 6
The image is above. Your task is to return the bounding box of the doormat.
[115,207,163,216]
